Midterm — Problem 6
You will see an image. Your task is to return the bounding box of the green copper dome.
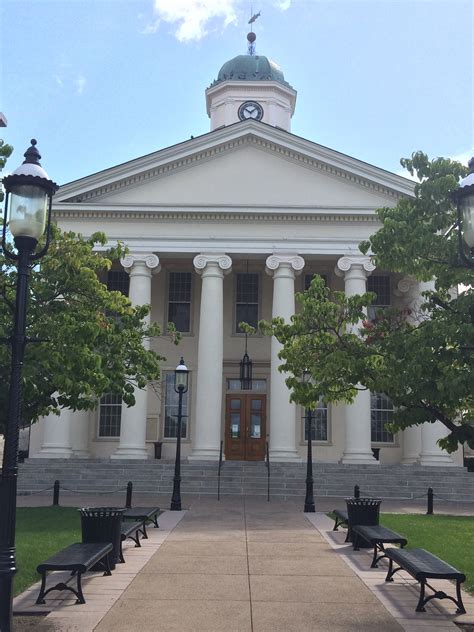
[210,54,292,88]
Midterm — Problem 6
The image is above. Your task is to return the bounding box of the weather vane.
[247,8,260,55]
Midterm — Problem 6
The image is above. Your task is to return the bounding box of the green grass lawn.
[379,513,474,594]
[15,507,81,596]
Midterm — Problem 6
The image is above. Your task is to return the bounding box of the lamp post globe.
[170,358,189,511]
[0,140,58,632]
[452,157,474,268]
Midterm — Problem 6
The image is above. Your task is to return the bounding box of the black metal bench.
[36,542,112,605]
[122,507,162,539]
[385,547,466,614]
[119,521,144,563]
[352,524,407,568]
[332,509,348,532]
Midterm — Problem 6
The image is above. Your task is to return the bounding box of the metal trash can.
[345,497,382,546]
[79,507,125,570]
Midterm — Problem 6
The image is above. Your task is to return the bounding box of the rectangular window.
[164,373,189,438]
[305,273,327,291]
[303,399,328,442]
[107,270,129,296]
[367,275,390,321]
[227,379,267,392]
[168,272,192,333]
[235,273,259,332]
[99,393,122,437]
[371,392,394,443]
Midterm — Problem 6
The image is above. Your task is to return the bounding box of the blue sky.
[1,0,472,186]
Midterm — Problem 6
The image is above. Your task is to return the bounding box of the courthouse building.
[29,38,461,467]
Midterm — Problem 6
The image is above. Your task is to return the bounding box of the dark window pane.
[368,275,391,306]
[168,303,191,332]
[370,392,394,442]
[164,373,189,438]
[99,393,122,437]
[236,304,258,330]
[304,400,328,441]
[168,272,192,332]
[107,271,129,296]
[235,273,259,333]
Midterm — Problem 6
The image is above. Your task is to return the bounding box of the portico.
[28,35,461,468]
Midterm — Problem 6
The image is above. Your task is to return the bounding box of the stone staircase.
[16,458,474,502]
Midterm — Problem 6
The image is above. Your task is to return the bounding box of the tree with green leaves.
[0,226,172,433]
[258,153,473,452]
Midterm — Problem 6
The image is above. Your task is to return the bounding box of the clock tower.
[205,32,297,132]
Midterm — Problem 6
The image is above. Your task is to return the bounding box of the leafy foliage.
[0,226,170,432]
[259,153,473,452]
[0,138,13,203]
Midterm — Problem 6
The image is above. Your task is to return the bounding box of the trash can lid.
[79,507,126,516]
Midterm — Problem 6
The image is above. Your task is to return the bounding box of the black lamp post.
[0,140,58,632]
[452,157,474,269]
[303,372,315,513]
[170,357,189,511]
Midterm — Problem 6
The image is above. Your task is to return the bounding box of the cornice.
[55,122,415,203]
[52,205,380,224]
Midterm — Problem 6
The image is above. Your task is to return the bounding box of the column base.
[268,449,302,463]
[341,451,378,465]
[110,447,149,460]
[188,448,220,461]
[401,457,420,465]
[35,446,73,459]
[71,450,90,459]
[419,452,455,466]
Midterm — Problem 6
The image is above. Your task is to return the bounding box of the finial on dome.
[247,10,260,55]
[247,31,256,55]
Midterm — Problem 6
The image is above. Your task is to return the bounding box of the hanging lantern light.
[240,342,253,390]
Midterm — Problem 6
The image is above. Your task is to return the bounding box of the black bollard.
[125,481,133,509]
[427,487,434,515]
[354,484,360,499]
[52,480,60,506]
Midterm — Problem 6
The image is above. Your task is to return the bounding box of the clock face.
[238,101,264,121]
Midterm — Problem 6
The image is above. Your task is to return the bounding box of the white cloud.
[274,0,291,9]
[53,75,63,87]
[147,0,237,42]
[74,75,86,95]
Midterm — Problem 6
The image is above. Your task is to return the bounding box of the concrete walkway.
[13,495,474,631]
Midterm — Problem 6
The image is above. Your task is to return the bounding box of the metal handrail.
[265,440,270,502]
[217,440,223,500]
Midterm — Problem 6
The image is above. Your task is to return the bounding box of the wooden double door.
[225,394,266,461]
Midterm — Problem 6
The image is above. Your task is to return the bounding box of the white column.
[420,421,455,466]
[35,409,73,459]
[111,253,160,460]
[397,277,454,466]
[336,256,377,465]
[189,254,232,461]
[395,277,423,463]
[266,254,304,462]
[70,410,90,458]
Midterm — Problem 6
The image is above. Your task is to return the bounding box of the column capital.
[265,254,305,276]
[193,253,232,275]
[394,275,417,297]
[335,255,375,278]
[121,253,160,274]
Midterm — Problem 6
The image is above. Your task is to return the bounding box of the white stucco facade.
[28,48,461,467]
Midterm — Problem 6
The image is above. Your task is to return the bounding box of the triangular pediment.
[55,121,413,210]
